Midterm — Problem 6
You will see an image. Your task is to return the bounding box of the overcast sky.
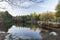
[0,0,59,16]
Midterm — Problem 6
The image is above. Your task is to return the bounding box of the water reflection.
[0,23,12,32]
[8,25,42,40]
[0,23,60,40]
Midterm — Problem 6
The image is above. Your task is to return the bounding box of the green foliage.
[55,11,60,17]
[35,15,40,21]
[56,1,60,11]
[40,12,55,21]
[0,11,13,22]
[55,1,60,17]
[13,12,40,23]
[4,11,12,20]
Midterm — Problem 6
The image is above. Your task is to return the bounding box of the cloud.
[0,1,12,9]
[38,0,58,11]
[0,0,59,16]
[20,1,34,7]
[4,0,34,8]
[0,0,3,2]
[29,0,44,3]
[4,0,44,8]
[0,1,15,15]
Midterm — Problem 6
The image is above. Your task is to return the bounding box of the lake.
[0,23,59,40]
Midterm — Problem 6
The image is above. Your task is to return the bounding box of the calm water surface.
[7,25,42,40]
[0,23,58,40]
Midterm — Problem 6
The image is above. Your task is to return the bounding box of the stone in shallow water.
[49,32,57,36]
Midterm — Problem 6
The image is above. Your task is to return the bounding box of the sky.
[0,0,59,16]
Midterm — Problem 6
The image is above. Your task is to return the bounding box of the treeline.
[0,11,13,23]
[13,12,56,23]
[0,11,59,23]
[0,1,60,24]
[14,1,60,23]
[13,12,40,23]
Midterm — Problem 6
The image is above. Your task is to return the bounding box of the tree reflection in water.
[0,22,12,32]
[0,23,60,40]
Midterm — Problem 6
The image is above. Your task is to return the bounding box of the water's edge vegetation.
[0,11,60,28]
[0,1,60,31]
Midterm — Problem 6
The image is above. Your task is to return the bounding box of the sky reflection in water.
[8,25,42,39]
